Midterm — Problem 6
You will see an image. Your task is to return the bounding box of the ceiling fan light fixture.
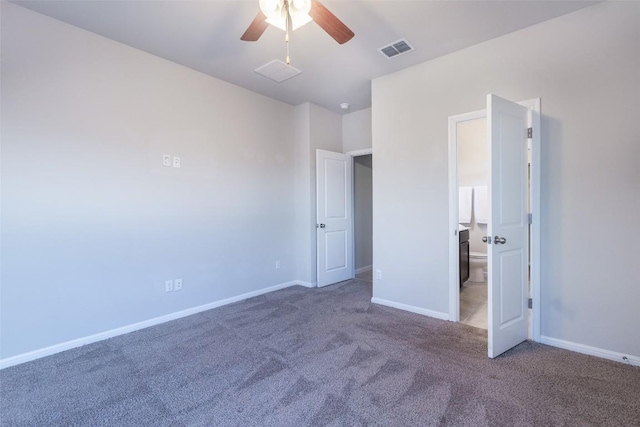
[259,0,284,16]
[261,0,312,32]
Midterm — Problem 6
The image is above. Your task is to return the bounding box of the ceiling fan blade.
[241,11,268,41]
[309,0,354,45]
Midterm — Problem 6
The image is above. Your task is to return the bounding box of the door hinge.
[528,298,533,309]
[528,213,533,224]
[527,127,533,139]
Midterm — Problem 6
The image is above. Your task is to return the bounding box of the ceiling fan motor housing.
[242,0,354,45]
[260,0,312,31]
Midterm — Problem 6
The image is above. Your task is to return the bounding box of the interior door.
[487,94,530,358]
[316,149,353,287]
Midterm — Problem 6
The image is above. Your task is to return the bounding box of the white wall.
[372,2,640,358]
[354,155,373,270]
[308,104,343,283]
[343,109,373,272]
[342,108,372,153]
[457,118,488,254]
[294,104,365,284]
[293,103,343,285]
[293,104,313,284]
[0,2,297,359]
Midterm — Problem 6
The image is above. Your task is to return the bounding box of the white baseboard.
[540,335,640,367]
[355,265,373,275]
[296,280,317,288]
[371,297,450,321]
[0,280,301,370]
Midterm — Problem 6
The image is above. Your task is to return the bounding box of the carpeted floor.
[1,277,639,426]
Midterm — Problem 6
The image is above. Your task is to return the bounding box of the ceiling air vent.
[378,38,415,59]
[255,59,301,83]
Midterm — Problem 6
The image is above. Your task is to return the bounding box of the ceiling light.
[340,103,350,110]
[259,0,312,32]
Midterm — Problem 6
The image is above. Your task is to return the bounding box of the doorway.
[448,96,541,357]
[316,149,373,287]
[456,117,489,329]
[353,154,373,282]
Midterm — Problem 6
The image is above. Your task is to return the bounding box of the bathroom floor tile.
[460,280,487,330]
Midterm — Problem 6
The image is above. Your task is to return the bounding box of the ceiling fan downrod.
[285,0,292,65]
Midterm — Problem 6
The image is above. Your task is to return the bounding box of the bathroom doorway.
[448,96,542,356]
[456,117,489,329]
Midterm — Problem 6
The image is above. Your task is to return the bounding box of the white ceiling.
[13,0,597,114]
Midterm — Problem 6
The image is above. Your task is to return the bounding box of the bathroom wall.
[457,118,488,254]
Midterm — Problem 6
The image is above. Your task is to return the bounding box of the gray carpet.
[1,278,639,426]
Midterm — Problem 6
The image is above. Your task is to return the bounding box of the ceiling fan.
[241,0,354,64]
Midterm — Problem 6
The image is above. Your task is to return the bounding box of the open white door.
[316,149,354,287]
[487,94,530,358]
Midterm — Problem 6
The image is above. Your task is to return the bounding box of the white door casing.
[487,94,530,358]
[316,149,354,287]
[447,108,486,322]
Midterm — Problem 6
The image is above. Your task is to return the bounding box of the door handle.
[317,223,326,229]
[482,236,492,244]
[494,236,506,244]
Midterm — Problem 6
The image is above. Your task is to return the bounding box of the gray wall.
[354,155,373,270]
[372,2,640,357]
[1,3,297,359]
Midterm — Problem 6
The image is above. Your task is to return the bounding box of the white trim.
[540,336,640,367]
[296,280,317,288]
[316,149,355,287]
[350,155,356,281]
[355,265,373,274]
[349,149,372,281]
[346,148,372,157]
[371,297,450,321]
[523,98,542,342]
[448,109,486,322]
[0,280,301,370]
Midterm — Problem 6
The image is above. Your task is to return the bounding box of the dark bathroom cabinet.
[459,229,469,287]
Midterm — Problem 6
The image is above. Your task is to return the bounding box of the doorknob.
[494,236,506,244]
[317,224,326,229]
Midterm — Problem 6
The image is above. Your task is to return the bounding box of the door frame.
[447,98,541,342]
[347,148,373,279]
[315,148,373,286]
[316,149,355,287]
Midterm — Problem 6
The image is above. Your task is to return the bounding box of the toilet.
[469,252,487,282]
